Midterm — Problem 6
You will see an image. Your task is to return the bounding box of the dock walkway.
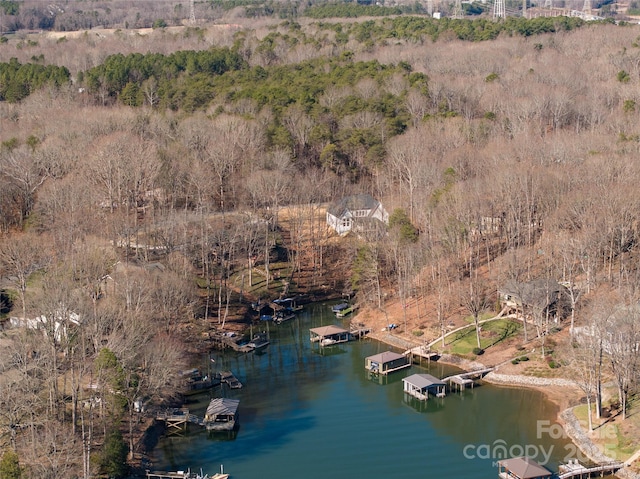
[557,460,624,479]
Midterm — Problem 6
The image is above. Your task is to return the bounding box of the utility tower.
[544,0,552,8]
[452,0,463,18]
[582,0,592,14]
[493,0,506,18]
[427,0,434,16]
[190,0,196,25]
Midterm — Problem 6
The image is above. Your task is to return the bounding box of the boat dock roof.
[403,373,445,389]
[366,351,405,363]
[310,325,349,337]
[206,398,240,417]
[497,457,552,479]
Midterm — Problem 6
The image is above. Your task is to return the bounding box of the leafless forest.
[1,3,640,477]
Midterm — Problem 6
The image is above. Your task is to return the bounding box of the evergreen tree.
[98,429,129,479]
[0,449,22,479]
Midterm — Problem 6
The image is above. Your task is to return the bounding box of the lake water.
[152,303,577,479]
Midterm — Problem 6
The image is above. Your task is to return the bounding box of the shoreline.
[369,332,640,478]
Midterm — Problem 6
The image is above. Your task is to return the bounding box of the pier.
[557,460,624,479]
[155,408,204,432]
[404,345,440,364]
[156,398,240,432]
[441,368,494,392]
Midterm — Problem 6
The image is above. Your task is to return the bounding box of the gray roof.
[498,457,552,479]
[310,325,349,337]
[499,279,565,311]
[327,194,381,218]
[403,374,445,389]
[366,351,405,363]
[206,398,239,417]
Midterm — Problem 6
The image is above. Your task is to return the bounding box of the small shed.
[204,398,240,431]
[365,351,410,375]
[497,457,552,479]
[402,374,446,400]
[310,325,350,346]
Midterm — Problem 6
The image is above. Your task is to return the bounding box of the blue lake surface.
[152,303,576,479]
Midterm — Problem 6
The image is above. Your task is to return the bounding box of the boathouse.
[365,351,410,375]
[310,325,350,346]
[497,457,552,479]
[402,374,446,400]
[204,398,240,431]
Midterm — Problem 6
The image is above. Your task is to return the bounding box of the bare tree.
[0,233,51,321]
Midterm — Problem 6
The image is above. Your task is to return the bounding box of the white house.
[326,194,389,236]
[9,311,81,343]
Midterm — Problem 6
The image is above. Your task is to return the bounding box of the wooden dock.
[441,368,494,392]
[557,460,624,479]
[404,345,439,363]
[146,468,228,479]
[155,408,204,432]
[156,398,240,433]
[350,321,370,339]
[220,370,243,389]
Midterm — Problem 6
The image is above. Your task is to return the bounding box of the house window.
[342,218,351,228]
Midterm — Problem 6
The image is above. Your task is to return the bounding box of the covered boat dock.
[497,457,552,479]
[365,351,410,375]
[402,373,446,400]
[204,398,240,431]
[310,325,351,346]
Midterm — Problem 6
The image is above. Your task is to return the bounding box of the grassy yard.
[442,319,521,356]
[572,403,638,462]
[228,261,292,298]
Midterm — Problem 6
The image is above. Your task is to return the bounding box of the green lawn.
[443,319,521,356]
[572,404,637,461]
[229,262,293,298]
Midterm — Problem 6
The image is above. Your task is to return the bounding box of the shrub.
[511,358,520,365]
[412,330,424,337]
[472,347,484,356]
[617,70,631,83]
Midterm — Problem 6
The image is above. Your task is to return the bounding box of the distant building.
[9,311,81,343]
[326,194,388,236]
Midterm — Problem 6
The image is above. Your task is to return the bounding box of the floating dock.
[220,370,243,389]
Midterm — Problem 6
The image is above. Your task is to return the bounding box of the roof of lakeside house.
[499,279,566,309]
[326,194,381,218]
